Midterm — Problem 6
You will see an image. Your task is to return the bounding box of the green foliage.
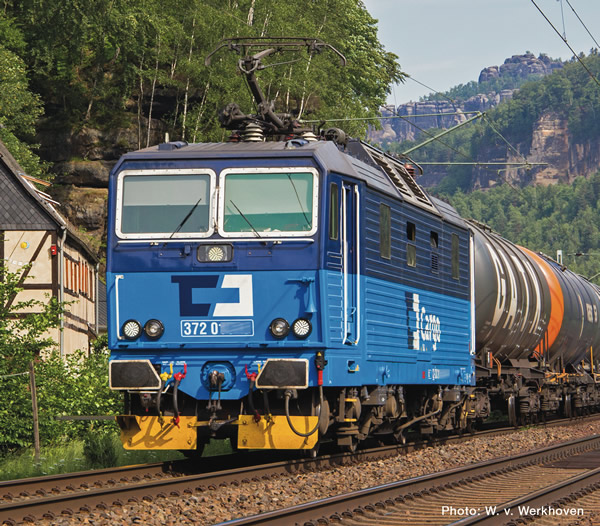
[388,52,600,192]
[0,434,187,480]
[2,0,404,143]
[83,428,120,468]
[442,171,600,280]
[0,11,48,178]
[424,74,543,104]
[0,265,119,451]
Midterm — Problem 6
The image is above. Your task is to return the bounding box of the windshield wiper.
[169,196,203,239]
[287,174,310,228]
[229,200,262,239]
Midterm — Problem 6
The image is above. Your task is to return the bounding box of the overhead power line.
[301,111,480,123]
[565,0,600,49]
[558,0,567,40]
[304,110,537,173]
[406,77,460,109]
[530,0,600,90]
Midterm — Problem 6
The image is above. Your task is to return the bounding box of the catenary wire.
[406,76,460,109]
[565,0,600,49]
[530,0,600,90]
[559,0,567,40]
[481,114,529,163]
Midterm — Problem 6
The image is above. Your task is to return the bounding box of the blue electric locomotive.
[107,137,477,452]
[107,38,483,453]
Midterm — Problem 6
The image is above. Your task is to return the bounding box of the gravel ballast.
[35,420,600,525]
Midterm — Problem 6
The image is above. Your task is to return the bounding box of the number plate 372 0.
[180,319,254,337]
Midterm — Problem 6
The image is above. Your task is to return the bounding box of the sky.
[362,0,600,105]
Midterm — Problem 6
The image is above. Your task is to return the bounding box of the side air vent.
[348,140,439,215]
[431,253,439,273]
[369,150,411,197]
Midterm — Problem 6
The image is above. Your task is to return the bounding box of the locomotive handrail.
[114,274,124,340]
[342,187,349,344]
[354,185,361,345]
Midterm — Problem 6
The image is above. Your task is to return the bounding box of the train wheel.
[564,394,573,419]
[508,395,517,427]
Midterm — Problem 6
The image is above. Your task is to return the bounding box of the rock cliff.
[42,118,167,257]
[474,112,600,189]
[370,53,561,145]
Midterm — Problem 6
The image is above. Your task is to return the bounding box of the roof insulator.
[242,123,265,142]
[300,131,318,142]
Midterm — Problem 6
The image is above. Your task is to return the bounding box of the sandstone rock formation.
[43,118,167,258]
[474,112,600,189]
[370,53,562,146]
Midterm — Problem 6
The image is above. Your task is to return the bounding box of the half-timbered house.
[0,140,100,357]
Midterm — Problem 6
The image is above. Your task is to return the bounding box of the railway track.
[0,416,597,525]
[218,435,600,526]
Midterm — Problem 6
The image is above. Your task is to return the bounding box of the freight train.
[107,38,600,455]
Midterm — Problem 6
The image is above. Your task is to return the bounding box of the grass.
[0,434,233,481]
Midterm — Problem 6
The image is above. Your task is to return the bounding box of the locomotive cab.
[107,140,353,452]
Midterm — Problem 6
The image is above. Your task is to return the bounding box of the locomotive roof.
[116,140,467,230]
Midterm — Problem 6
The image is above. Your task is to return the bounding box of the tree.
[0,12,47,178]
[4,0,405,141]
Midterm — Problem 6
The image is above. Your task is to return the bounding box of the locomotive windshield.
[219,169,317,237]
[115,167,317,239]
[117,170,214,238]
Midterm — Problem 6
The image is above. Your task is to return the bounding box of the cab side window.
[380,203,391,259]
[407,221,416,267]
[329,183,339,240]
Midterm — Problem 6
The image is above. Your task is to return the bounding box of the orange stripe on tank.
[519,247,564,353]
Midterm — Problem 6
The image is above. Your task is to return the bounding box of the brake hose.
[284,386,323,438]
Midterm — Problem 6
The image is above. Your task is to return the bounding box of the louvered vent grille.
[431,253,439,273]
[367,148,437,212]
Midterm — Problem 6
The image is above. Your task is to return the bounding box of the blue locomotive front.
[107,138,477,453]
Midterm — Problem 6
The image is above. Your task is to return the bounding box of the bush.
[0,266,120,451]
[82,428,120,468]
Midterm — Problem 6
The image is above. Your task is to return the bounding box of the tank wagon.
[106,39,600,454]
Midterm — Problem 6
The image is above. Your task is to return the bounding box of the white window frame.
[115,168,217,240]
[217,167,319,238]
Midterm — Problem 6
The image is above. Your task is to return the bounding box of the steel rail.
[448,468,600,525]
[215,435,600,526]
[1,415,598,524]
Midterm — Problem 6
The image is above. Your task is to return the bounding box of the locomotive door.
[342,182,359,344]
[325,176,359,345]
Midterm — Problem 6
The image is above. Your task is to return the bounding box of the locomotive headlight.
[208,245,226,262]
[269,318,290,339]
[122,319,142,340]
[197,244,233,263]
[292,318,312,339]
[144,319,164,340]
